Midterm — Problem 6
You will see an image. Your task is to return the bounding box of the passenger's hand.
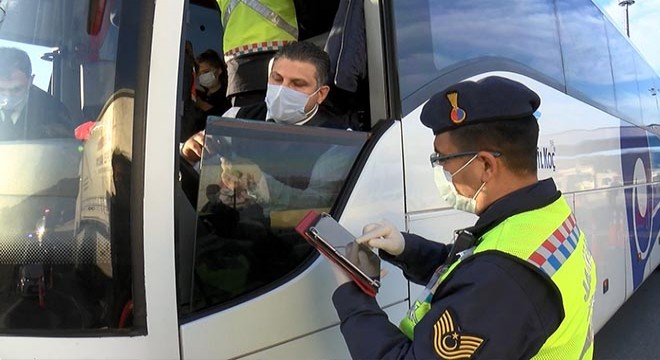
[355,219,405,256]
[181,131,205,164]
[195,98,212,112]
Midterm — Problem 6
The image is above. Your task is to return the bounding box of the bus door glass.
[176,117,368,317]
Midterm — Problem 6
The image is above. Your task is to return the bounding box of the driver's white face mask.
[265,84,319,124]
[0,92,27,111]
[433,154,486,214]
[0,78,31,113]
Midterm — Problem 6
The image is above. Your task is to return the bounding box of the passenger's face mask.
[265,84,319,124]
[198,71,217,88]
[0,75,31,112]
[433,154,486,214]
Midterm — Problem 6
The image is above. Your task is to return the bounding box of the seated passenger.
[0,47,74,141]
[195,49,232,119]
[181,49,232,142]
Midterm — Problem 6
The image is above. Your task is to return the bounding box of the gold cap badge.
[446,91,467,124]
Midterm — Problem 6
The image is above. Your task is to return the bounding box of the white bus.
[0,0,658,358]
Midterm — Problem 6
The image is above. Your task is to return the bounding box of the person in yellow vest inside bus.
[331,76,597,359]
[217,0,297,107]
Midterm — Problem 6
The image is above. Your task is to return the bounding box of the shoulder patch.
[433,308,485,359]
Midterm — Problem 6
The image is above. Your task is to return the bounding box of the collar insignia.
[446,91,466,124]
[433,308,484,359]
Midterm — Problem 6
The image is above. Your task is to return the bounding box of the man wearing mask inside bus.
[194,49,232,119]
[180,41,356,212]
[0,47,73,141]
[181,41,353,165]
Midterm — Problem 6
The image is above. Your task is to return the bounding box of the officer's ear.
[478,151,499,183]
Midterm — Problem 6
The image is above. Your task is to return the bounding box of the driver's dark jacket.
[234,101,354,129]
[332,179,565,359]
[0,85,74,141]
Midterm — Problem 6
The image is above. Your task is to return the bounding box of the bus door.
[174,117,373,359]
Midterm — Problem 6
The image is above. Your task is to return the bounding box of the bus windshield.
[0,0,147,334]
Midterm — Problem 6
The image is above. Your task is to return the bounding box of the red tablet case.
[295,210,378,297]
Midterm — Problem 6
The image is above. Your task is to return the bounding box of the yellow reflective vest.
[401,197,597,359]
[217,0,298,60]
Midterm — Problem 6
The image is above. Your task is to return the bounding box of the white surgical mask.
[265,84,319,124]
[0,92,28,112]
[433,154,486,214]
[198,71,217,88]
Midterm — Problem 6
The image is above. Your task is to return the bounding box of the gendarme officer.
[331,76,597,359]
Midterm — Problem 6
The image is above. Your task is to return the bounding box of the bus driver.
[0,47,74,141]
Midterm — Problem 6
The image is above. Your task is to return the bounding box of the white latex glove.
[355,219,405,256]
[330,243,389,288]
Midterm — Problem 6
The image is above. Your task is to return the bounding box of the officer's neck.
[477,171,538,215]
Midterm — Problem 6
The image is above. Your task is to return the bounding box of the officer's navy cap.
[420,76,541,135]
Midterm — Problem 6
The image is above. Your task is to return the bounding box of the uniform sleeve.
[379,233,450,285]
[333,253,563,360]
[333,283,414,359]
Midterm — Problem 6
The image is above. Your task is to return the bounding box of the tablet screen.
[311,215,381,282]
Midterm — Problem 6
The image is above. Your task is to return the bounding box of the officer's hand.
[330,262,352,287]
[345,242,380,280]
[181,131,205,164]
[355,219,405,256]
[332,242,388,288]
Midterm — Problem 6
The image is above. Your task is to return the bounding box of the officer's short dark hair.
[450,118,539,175]
[0,47,32,79]
[196,49,226,71]
[421,76,541,174]
[273,41,330,88]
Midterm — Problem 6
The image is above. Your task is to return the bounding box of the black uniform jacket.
[333,179,565,359]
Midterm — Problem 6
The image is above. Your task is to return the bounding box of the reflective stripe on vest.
[399,197,596,359]
[223,0,297,40]
[223,40,292,61]
[527,214,579,277]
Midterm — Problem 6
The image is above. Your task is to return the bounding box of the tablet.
[296,210,381,296]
